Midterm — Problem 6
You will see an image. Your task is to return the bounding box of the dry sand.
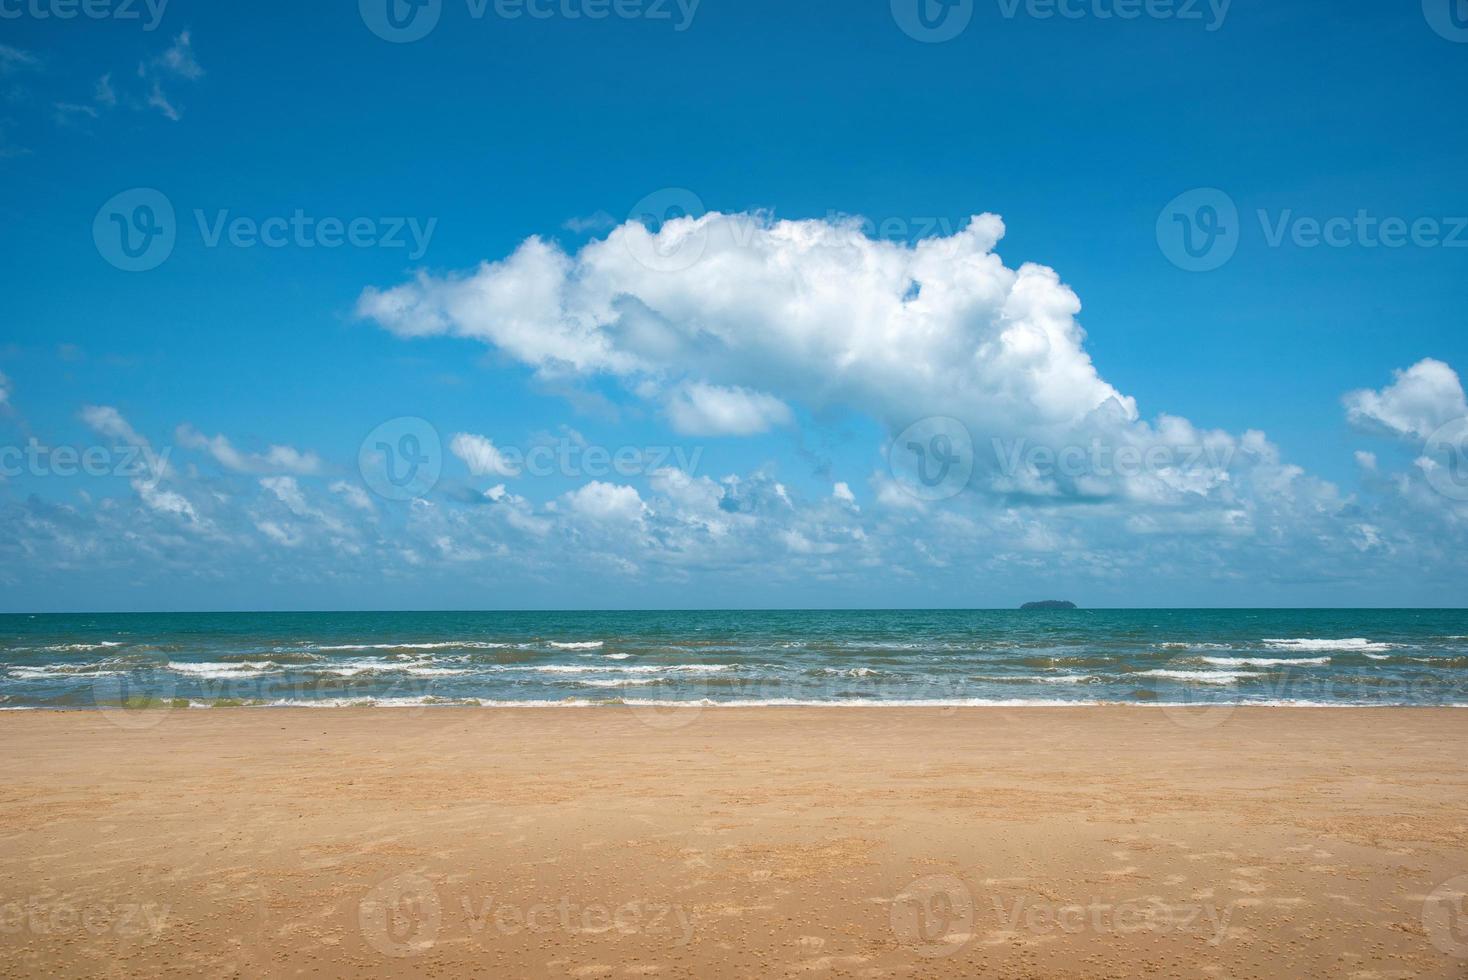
[1,706,1466,978]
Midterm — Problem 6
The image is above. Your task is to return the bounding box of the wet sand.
[1,706,1466,978]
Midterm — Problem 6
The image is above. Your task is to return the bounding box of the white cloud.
[139,31,204,122]
[832,481,856,504]
[53,102,99,124]
[330,481,375,512]
[357,211,1298,505]
[563,481,645,523]
[137,484,199,523]
[449,432,521,477]
[0,45,38,74]
[358,213,1137,449]
[1345,359,1467,442]
[176,425,322,475]
[153,31,203,80]
[146,81,179,121]
[665,382,792,436]
[260,476,309,515]
[81,405,150,448]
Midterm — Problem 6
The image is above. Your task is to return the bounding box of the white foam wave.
[1262,638,1396,652]
[973,674,1100,685]
[313,641,511,651]
[21,642,127,653]
[1137,669,1256,685]
[168,661,283,678]
[573,678,664,688]
[7,666,125,679]
[530,664,733,674]
[548,641,604,650]
[1201,656,1330,667]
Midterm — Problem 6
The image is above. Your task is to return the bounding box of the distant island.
[1020,600,1078,610]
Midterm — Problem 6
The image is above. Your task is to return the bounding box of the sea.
[1,609,1466,710]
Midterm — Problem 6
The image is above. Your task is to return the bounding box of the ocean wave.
[11,642,127,653]
[7,665,125,679]
[1201,656,1330,667]
[547,641,605,650]
[168,661,286,679]
[571,678,664,688]
[1137,669,1257,685]
[313,641,512,652]
[530,664,734,674]
[1158,642,1235,651]
[221,652,322,665]
[259,696,488,708]
[309,664,474,678]
[4,657,152,677]
[1262,638,1396,652]
[1015,655,1134,670]
[971,674,1101,685]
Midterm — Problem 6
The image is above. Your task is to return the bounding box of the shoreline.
[6,699,1468,710]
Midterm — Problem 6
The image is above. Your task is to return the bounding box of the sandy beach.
[1,706,1465,978]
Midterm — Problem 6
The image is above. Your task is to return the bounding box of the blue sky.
[1,0,1467,611]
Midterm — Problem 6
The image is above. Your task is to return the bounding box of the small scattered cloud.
[151,30,203,80]
[94,73,116,108]
[329,480,375,512]
[144,78,179,121]
[176,424,323,475]
[449,432,521,477]
[81,404,150,449]
[0,46,39,75]
[563,211,617,234]
[53,101,99,126]
[666,382,793,437]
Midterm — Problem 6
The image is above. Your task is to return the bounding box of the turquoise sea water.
[1,609,1466,709]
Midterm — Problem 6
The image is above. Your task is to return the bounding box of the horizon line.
[3,607,1468,616]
